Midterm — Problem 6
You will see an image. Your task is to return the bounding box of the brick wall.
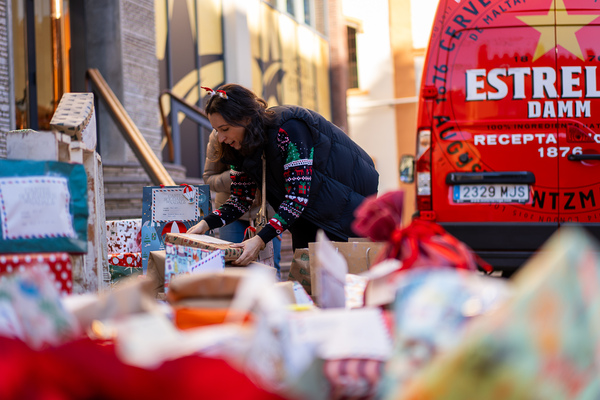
[102,0,187,220]
[119,0,162,162]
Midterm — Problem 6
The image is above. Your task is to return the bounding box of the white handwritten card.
[152,188,199,223]
[0,177,76,240]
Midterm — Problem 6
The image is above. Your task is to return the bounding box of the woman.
[188,84,379,265]
[203,129,282,274]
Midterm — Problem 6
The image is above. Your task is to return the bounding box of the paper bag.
[140,184,211,273]
[287,248,311,294]
[146,250,166,294]
[314,232,347,309]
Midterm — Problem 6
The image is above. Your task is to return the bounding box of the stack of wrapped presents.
[3,94,600,399]
[107,219,143,284]
[0,92,105,296]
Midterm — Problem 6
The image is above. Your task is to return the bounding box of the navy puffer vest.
[240,105,379,240]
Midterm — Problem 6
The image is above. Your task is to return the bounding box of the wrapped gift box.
[0,252,73,295]
[108,252,142,283]
[164,243,225,291]
[165,233,242,262]
[108,252,141,268]
[0,159,88,254]
[106,219,142,254]
[166,267,250,307]
[50,92,96,149]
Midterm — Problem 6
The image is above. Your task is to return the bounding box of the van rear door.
[414,0,600,269]
[430,3,561,249]
[555,8,600,234]
[416,0,600,270]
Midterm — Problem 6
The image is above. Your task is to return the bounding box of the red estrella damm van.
[401,0,600,274]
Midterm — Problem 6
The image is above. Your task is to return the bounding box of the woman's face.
[208,112,245,151]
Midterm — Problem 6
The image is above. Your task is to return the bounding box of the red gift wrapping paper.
[106,219,142,253]
[108,252,141,268]
[0,252,73,295]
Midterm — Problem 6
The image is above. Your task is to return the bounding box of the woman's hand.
[187,220,209,235]
[230,235,266,266]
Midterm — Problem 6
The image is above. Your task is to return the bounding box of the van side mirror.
[399,155,415,183]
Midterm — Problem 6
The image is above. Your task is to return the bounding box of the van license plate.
[453,184,529,203]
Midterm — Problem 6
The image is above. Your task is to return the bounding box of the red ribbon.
[353,190,492,274]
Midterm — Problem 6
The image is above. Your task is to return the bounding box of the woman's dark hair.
[204,83,276,159]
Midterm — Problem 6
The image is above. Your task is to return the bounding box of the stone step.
[104,191,143,200]
[103,175,152,184]
[105,208,144,220]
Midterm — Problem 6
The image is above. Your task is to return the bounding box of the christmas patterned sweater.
[203,120,314,244]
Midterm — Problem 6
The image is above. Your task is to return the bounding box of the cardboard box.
[166,267,247,307]
[166,263,278,307]
[309,241,385,303]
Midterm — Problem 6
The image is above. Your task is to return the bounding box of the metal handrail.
[85,68,175,186]
[158,89,212,164]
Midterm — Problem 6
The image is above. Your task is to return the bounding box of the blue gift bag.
[140,184,211,273]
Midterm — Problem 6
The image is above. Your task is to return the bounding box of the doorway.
[12,0,70,130]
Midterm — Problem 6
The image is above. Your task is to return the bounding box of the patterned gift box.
[0,252,73,295]
[49,92,96,149]
[106,219,142,254]
[164,243,225,291]
[165,233,242,262]
[0,160,88,254]
[108,252,142,283]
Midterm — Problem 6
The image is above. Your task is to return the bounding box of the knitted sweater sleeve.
[202,166,257,230]
[258,120,314,245]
